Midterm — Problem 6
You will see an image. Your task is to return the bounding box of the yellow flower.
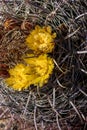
[5,64,32,91]
[5,54,54,91]
[26,25,56,54]
[24,54,54,87]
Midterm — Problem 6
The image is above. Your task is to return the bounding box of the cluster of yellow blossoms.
[5,26,56,91]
